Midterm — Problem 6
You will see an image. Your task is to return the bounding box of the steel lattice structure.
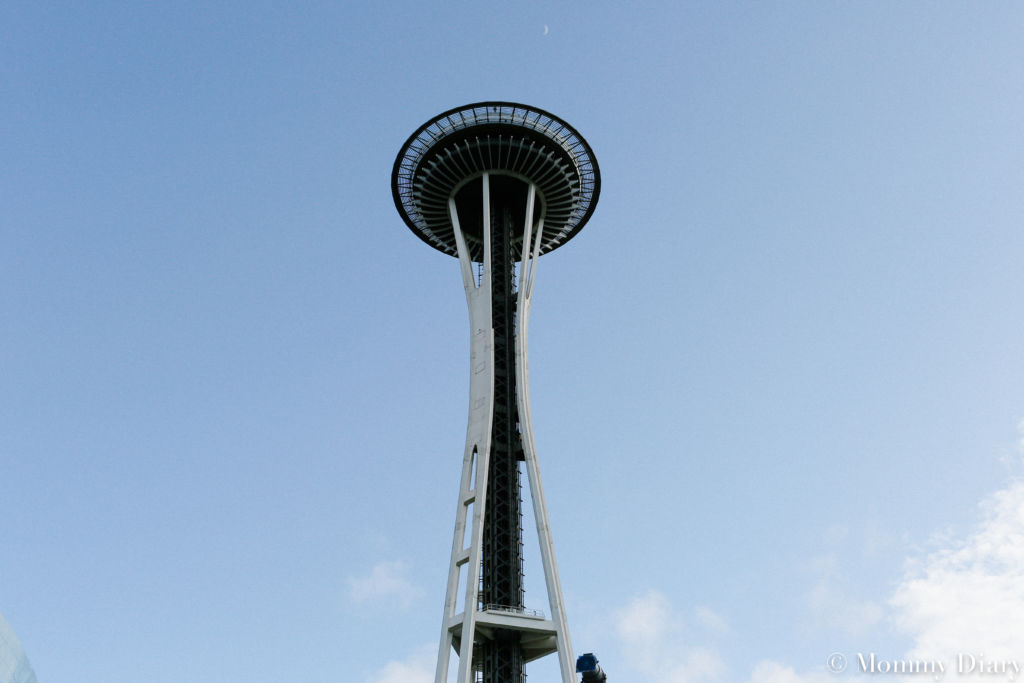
[392,102,600,683]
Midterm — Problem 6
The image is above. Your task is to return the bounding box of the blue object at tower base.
[576,652,607,682]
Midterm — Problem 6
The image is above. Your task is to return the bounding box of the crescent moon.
[543,24,549,35]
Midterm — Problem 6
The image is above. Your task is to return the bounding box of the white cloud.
[364,645,434,683]
[805,553,883,636]
[998,419,1024,469]
[614,590,726,683]
[610,591,835,683]
[602,424,1024,683]
[747,660,833,683]
[694,606,730,636]
[348,560,422,606]
[891,480,1024,660]
[617,589,672,645]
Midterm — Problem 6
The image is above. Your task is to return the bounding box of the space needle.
[392,102,601,683]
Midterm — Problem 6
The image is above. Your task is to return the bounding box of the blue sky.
[3,2,1024,682]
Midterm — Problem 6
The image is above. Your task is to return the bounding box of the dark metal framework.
[480,199,525,683]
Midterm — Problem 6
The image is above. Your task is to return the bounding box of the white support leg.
[436,176,495,683]
[515,184,577,683]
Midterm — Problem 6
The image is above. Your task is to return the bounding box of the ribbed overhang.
[392,102,600,259]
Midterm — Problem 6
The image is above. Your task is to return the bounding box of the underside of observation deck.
[392,102,601,261]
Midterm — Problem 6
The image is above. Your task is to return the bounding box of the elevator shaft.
[481,201,526,683]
